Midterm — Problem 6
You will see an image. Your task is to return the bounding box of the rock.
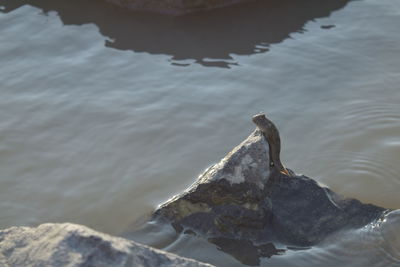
[104,0,248,15]
[0,223,214,267]
[152,116,388,264]
[154,130,273,240]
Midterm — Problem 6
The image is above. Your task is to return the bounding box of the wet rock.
[0,223,214,267]
[154,130,273,241]
[269,173,386,246]
[104,0,248,15]
[152,118,388,263]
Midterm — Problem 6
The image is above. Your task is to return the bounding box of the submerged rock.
[0,223,214,267]
[152,114,387,263]
[104,0,248,15]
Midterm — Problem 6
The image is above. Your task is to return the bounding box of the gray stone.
[152,126,388,264]
[0,223,214,267]
[154,130,273,240]
[104,0,248,15]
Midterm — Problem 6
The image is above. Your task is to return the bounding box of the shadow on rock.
[0,0,350,68]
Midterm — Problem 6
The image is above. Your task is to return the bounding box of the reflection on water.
[126,220,287,266]
[1,0,400,266]
[208,237,285,266]
[0,0,350,68]
[128,210,400,266]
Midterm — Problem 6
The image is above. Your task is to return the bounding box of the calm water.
[0,0,399,265]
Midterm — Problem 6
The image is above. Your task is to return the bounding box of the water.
[0,0,399,265]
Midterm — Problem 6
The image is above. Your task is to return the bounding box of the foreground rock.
[104,0,248,15]
[0,223,214,267]
[153,114,387,265]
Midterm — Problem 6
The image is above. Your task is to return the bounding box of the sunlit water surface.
[0,0,399,266]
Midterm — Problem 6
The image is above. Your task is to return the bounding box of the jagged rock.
[154,130,273,241]
[104,0,248,15]
[153,119,387,262]
[0,223,214,267]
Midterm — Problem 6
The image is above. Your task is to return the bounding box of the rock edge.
[0,223,214,267]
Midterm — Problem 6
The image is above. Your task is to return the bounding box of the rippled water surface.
[0,0,400,265]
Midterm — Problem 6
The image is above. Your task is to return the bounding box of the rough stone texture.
[153,128,388,263]
[0,223,214,267]
[269,173,386,246]
[154,130,273,240]
[104,0,248,15]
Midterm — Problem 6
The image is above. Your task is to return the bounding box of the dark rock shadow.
[208,237,285,266]
[0,0,350,68]
[124,219,288,266]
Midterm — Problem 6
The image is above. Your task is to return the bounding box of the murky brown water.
[0,0,399,265]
